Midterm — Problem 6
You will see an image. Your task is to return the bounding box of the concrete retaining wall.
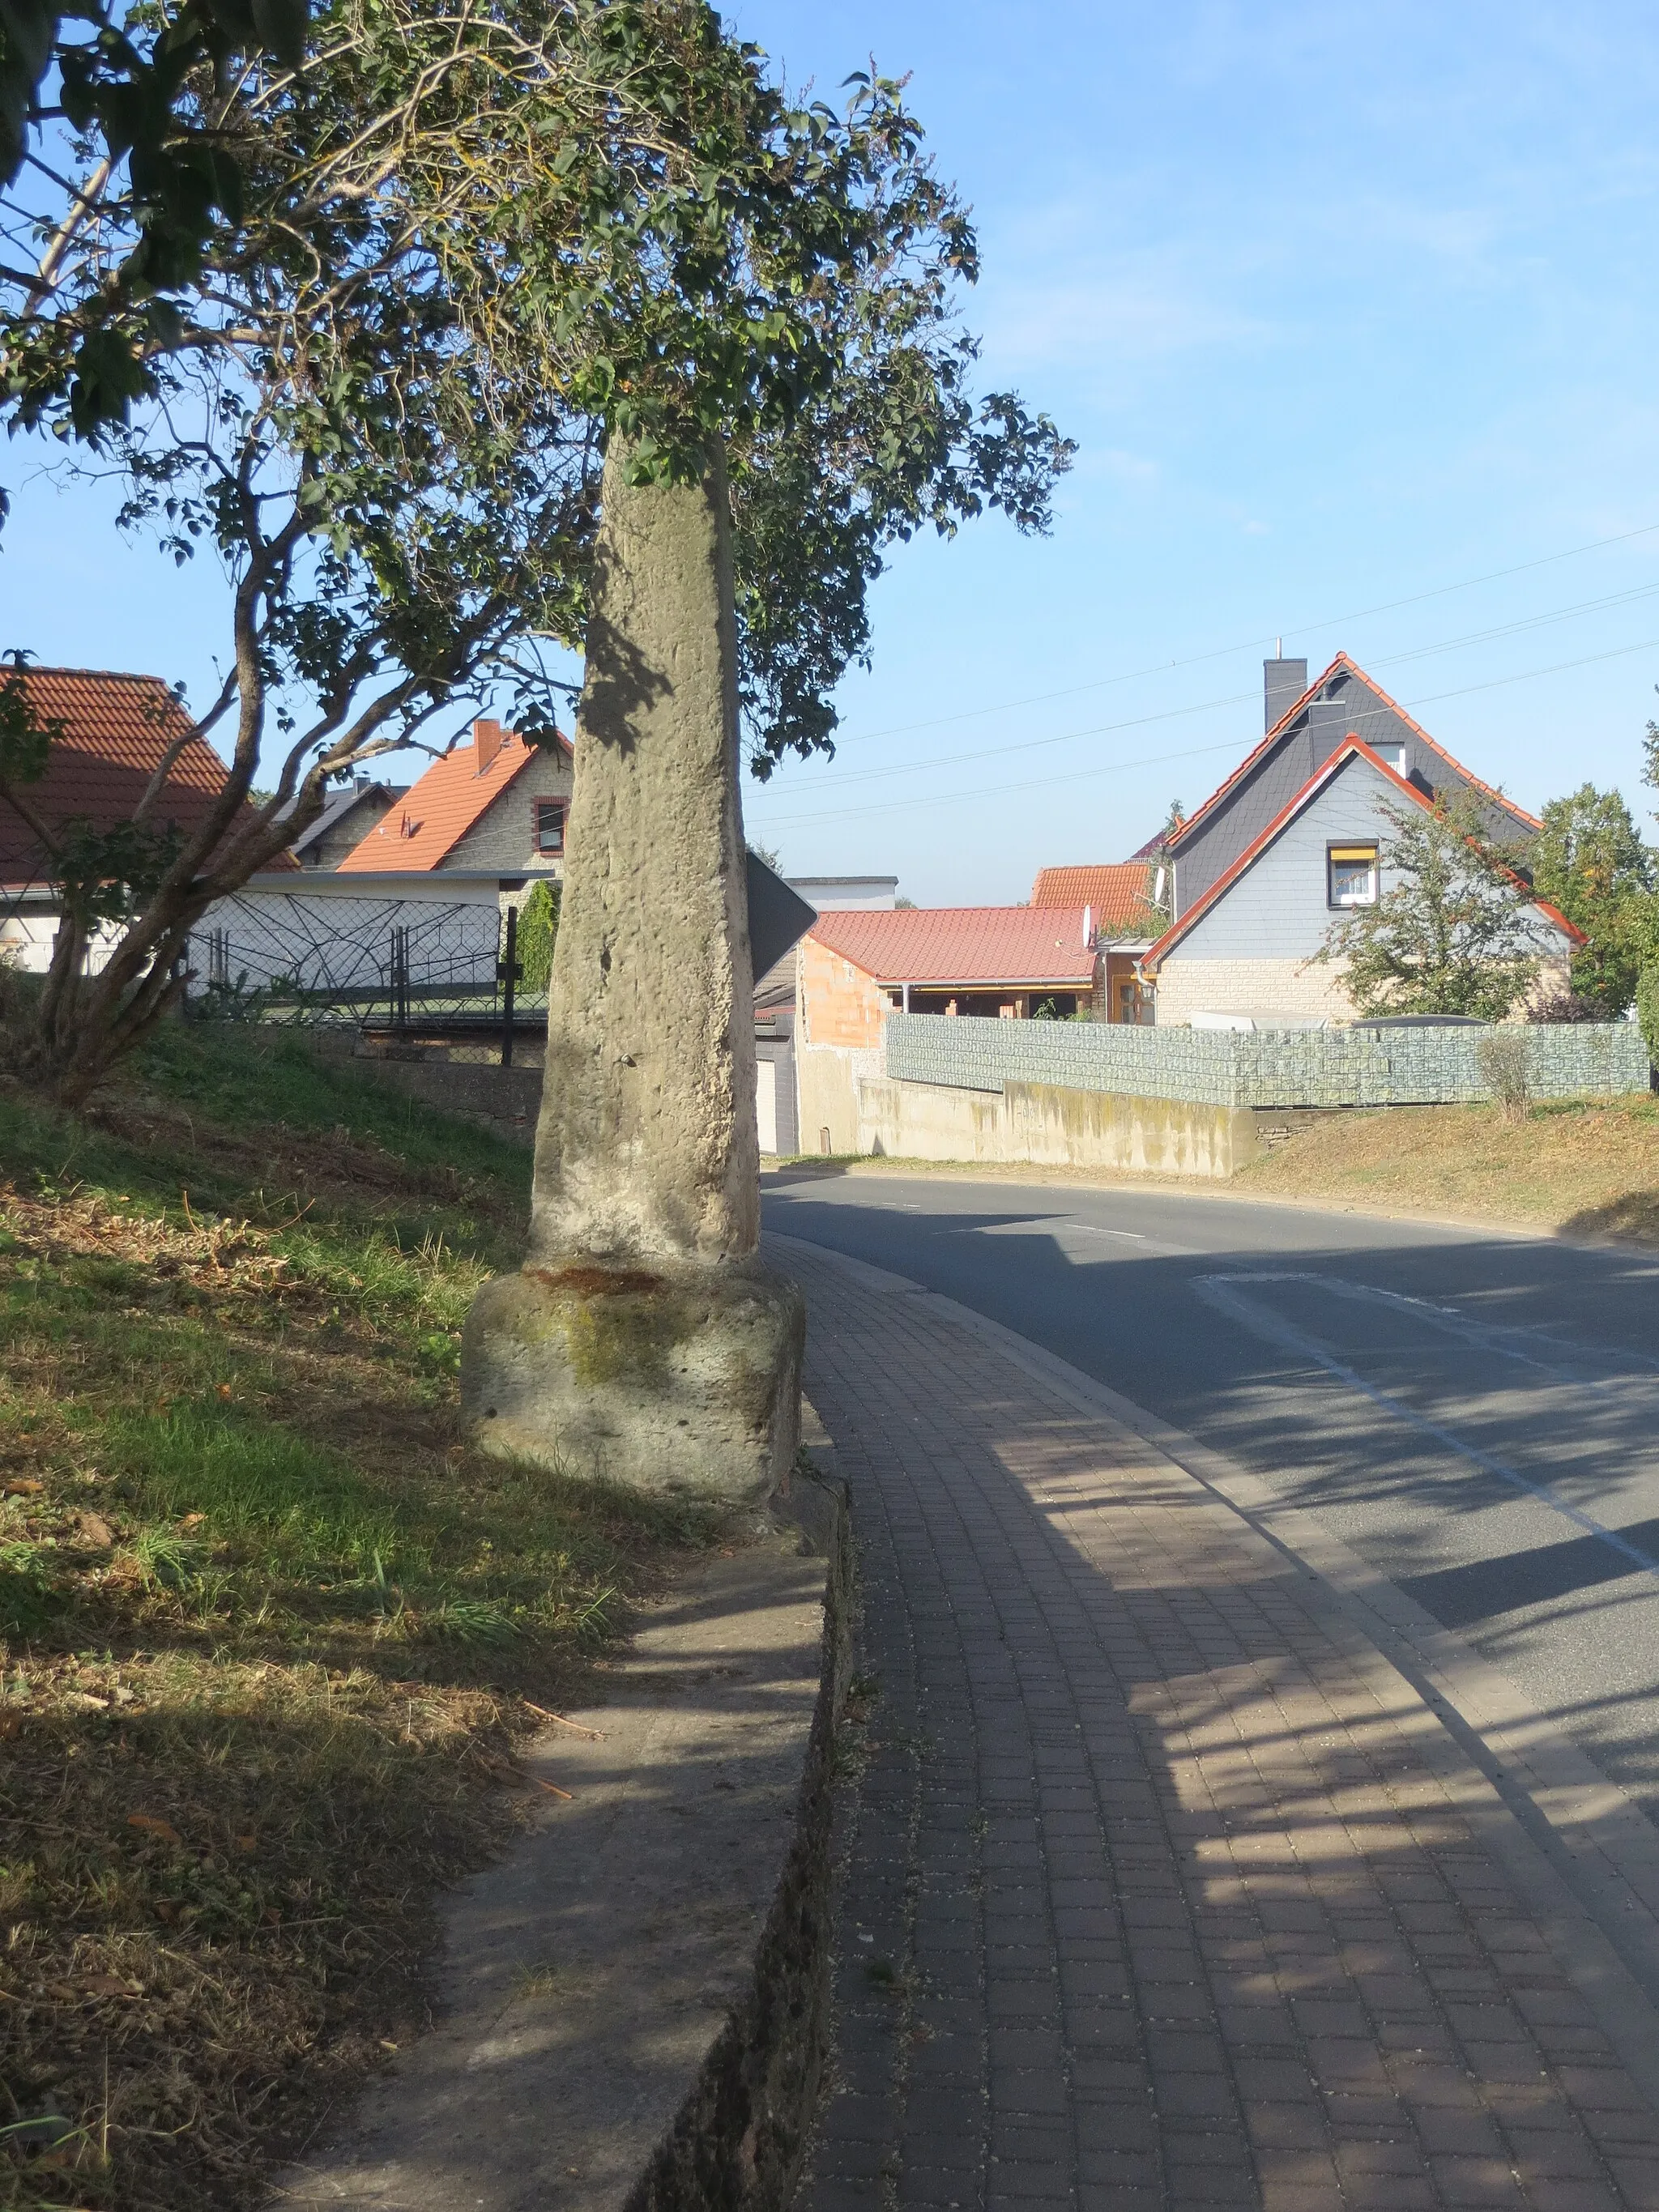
[626,1460,852,2212]
[857,1075,1279,1179]
[797,1042,882,1157]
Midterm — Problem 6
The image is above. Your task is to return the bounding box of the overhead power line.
[819,517,1659,750]
[748,578,1659,799]
[748,632,1659,831]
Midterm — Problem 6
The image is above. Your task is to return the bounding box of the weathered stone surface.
[463,1257,803,1501]
[463,438,801,1498]
[532,440,757,1267]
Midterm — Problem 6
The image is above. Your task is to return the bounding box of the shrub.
[1527,988,1604,1024]
[514,881,561,995]
[1476,1026,1533,1123]
[1639,965,1659,1081]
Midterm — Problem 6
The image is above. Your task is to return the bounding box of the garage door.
[756,1058,778,1156]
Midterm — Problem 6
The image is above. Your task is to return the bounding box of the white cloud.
[969,198,1288,395]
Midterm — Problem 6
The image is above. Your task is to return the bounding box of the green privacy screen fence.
[881,1012,1652,1110]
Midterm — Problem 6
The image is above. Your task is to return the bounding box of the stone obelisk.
[460,441,804,1501]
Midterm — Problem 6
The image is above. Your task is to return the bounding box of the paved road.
[781,1234,1659,2212]
[763,1172,1659,1831]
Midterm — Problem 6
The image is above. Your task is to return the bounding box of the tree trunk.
[529,438,760,1266]
[462,437,801,1503]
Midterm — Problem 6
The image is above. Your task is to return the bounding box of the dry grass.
[766,1092,1659,1247]
[0,1025,724,2211]
[1236,1093,1659,1242]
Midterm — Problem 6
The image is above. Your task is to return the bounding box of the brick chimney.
[473,717,506,773]
[1264,652,1308,734]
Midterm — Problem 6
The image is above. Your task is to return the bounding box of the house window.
[1328,842,1379,907]
[534,798,565,855]
[1371,740,1407,774]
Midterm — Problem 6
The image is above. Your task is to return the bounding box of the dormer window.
[1328,843,1379,907]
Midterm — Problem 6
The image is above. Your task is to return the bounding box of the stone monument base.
[462,1258,805,1504]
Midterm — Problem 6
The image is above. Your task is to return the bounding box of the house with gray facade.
[1140,654,1582,1025]
[284,775,410,869]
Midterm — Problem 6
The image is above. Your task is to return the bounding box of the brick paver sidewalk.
[779,1238,1659,2212]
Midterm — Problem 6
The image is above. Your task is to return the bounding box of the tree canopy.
[1317,790,1552,1021]
[0,0,1071,1098]
[1529,782,1653,1016]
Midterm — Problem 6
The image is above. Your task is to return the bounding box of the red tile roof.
[808,906,1098,987]
[337,722,567,872]
[0,665,272,884]
[1030,863,1156,936]
[1144,738,1582,971]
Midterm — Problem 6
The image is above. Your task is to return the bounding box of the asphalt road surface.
[763,1166,1659,1827]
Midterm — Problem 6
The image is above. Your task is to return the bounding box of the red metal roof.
[1168,653,1540,853]
[808,906,1098,987]
[1030,863,1156,935]
[1144,738,1582,971]
[0,665,274,884]
[337,721,567,872]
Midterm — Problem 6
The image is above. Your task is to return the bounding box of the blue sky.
[10,2,1659,902]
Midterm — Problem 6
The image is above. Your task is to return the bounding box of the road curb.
[626,1426,855,2212]
[767,1226,1659,2124]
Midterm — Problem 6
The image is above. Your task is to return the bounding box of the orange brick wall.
[799,934,889,1049]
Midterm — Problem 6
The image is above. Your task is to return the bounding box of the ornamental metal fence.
[185,888,547,1034]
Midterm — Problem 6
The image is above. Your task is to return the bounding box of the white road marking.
[945,1218,1148,1242]
[1194,1271,1659,1583]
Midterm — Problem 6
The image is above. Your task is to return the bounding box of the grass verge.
[1235,1093,1659,1241]
[765,1093,1659,1245]
[0,1021,724,2212]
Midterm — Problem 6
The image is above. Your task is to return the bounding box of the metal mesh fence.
[884,1011,1653,1108]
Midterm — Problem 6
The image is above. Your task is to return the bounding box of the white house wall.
[2,906,126,976]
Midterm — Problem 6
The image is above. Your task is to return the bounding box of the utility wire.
[748,578,1659,799]
[749,633,1659,830]
[819,518,1659,748]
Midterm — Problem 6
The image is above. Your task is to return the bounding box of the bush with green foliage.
[514,880,561,995]
[1530,783,1655,1016]
[1639,965,1659,1078]
[1317,789,1547,1020]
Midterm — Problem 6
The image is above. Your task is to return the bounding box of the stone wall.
[1154,954,1355,1026]
[445,752,574,875]
[305,1034,540,1143]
